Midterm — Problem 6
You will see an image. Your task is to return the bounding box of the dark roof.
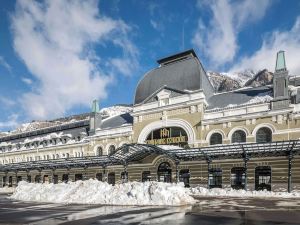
[157,49,197,65]
[0,120,89,143]
[100,113,133,129]
[207,86,273,110]
[134,50,214,104]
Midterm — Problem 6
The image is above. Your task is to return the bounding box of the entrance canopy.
[0,140,299,172]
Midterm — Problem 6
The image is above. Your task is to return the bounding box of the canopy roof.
[1,140,299,172]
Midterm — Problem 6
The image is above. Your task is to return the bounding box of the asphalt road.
[1,193,300,224]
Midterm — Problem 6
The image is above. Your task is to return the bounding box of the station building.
[1,49,300,192]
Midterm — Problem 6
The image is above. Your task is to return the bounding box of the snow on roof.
[0,105,133,137]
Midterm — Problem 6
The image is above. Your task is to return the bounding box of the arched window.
[108,145,116,155]
[157,162,172,183]
[96,147,103,156]
[256,127,272,143]
[210,133,222,145]
[232,130,246,143]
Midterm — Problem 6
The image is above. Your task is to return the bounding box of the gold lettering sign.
[160,128,170,138]
[146,127,188,146]
[146,136,187,145]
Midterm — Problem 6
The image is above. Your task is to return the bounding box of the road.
[1,193,300,224]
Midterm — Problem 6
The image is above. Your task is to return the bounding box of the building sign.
[145,127,188,146]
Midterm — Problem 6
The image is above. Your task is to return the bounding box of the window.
[75,174,83,181]
[53,175,58,184]
[108,172,115,186]
[209,168,222,188]
[231,167,245,190]
[43,175,49,183]
[231,130,246,143]
[2,176,6,187]
[8,176,13,187]
[62,174,69,183]
[157,162,172,183]
[96,173,102,181]
[179,169,190,188]
[96,147,103,156]
[35,175,41,183]
[121,172,128,183]
[256,127,272,143]
[160,98,169,106]
[255,166,271,191]
[108,145,116,155]
[210,133,222,145]
[17,176,22,184]
[142,171,151,182]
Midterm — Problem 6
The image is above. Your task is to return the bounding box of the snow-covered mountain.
[207,69,273,92]
[0,105,133,136]
[100,105,132,118]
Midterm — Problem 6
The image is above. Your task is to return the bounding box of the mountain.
[0,105,133,136]
[207,69,273,92]
[244,69,273,87]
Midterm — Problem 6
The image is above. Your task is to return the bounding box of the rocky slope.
[207,69,273,92]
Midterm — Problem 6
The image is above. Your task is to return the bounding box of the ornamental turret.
[89,99,102,135]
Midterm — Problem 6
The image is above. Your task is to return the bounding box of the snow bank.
[11,180,195,206]
[0,187,15,194]
[190,186,300,199]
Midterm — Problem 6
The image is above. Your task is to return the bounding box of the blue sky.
[0,0,300,131]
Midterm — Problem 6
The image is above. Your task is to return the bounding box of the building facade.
[1,50,300,191]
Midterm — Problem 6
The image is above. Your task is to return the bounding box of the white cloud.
[11,0,138,120]
[0,56,12,73]
[230,17,300,75]
[193,0,271,67]
[21,77,33,85]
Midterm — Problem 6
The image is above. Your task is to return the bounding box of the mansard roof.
[207,86,273,110]
[100,113,133,130]
[134,49,214,105]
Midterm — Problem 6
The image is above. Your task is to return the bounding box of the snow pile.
[11,180,195,206]
[100,105,132,118]
[0,187,15,194]
[190,186,300,198]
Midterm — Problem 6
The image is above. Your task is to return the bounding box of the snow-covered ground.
[11,180,195,206]
[190,186,300,198]
[10,180,300,206]
[0,187,15,194]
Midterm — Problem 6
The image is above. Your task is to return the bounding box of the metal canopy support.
[103,165,107,182]
[287,141,296,193]
[123,163,128,183]
[241,145,249,191]
[288,152,292,193]
[175,161,180,183]
[207,159,211,189]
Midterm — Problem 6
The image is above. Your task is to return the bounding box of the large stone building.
[1,49,300,191]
